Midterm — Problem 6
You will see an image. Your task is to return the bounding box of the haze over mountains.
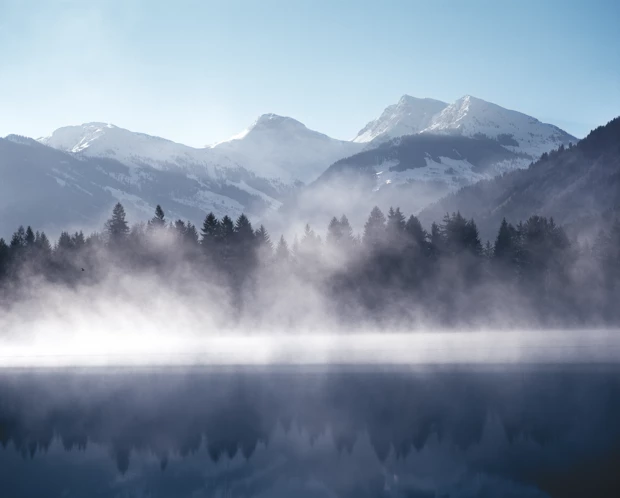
[1,94,579,237]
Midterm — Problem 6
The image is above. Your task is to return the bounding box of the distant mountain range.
[1,95,580,237]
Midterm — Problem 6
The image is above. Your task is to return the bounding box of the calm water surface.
[1,365,619,497]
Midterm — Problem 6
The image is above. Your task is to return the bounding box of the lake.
[1,365,619,497]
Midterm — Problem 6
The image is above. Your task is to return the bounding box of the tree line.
[1,202,619,326]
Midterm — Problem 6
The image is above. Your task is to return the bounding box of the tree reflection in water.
[0,366,619,497]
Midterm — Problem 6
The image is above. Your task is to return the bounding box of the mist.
[1,199,619,369]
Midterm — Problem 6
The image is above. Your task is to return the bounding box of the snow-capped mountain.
[421,95,576,159]
[209,113,363,184]
[286,133,526,233]
[285,96,577,233]
[0,134,290,238]
[353,95,448,144]
[39,122,239,176]
[3,95,578,239]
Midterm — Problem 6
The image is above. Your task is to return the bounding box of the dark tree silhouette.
[105,203,130,246]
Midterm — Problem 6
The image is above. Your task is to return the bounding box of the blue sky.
[1,0,619,146]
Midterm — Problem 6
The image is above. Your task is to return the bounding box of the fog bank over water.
[2,330,619,368]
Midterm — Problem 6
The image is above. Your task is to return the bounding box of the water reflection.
[1,366,619,497]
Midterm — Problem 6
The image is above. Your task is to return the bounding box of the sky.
[0,0,619,146]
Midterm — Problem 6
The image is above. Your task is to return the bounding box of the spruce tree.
[339,215,356,249]
[150,205,166,229]
[234,214,254,243]
[255,225,272,251]
[299,224,322,266]
[429,222,442,257]
[56,232,74,252]
[10,226,26,249]
[200,213,220,250]
[35,232,52,257]
[275,235,290,263]
[25,226,35,247]
[405,215,427,247]
[105,202,130,246]
[326,217,342,247]
[234,214,256,272]
[493,218,514,260]
[219,216,234,240]
[174,219,187,237]
[72,231,86,249]
[363,207,386,250]
[184,222,199,245]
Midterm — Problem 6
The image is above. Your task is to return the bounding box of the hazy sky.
[1,0,619,146]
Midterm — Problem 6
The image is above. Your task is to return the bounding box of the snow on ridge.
[421,95,577,157]
[353,95,449,144]
[38,122,245,178]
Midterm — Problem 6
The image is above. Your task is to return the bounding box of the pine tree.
[56,232,74,252]
[184,222,199,245]
[10,226,26,249]
[493,219,513,260]
[387,207,406,234]
[363,207,386,250]
[234,214,256,272]
[429,222,442,257]
[405,215,426,246]
[71,231,86,249]
[150,205,166,229]
[299,224,322,265]
[234,214,254,243]
[255,225,272,251]
[35,231,52,257]
[200,213,220,250]
[218,216,234,240]
[326,217,342,247]
[105,202,130,246]
[25,226,35,247]
[339,215,356,250]
[174,219,187,237]
[275,236,290,263]
[385,207,407,251]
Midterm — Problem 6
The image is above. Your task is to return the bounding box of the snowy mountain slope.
[209,113,363,184]
[419,116,620,240]
[353,95,448,144]
[318,133,522,194]
[421,95,577,158]
[275,133,526,237]
[39,122,240,176]
[0,136,283,238]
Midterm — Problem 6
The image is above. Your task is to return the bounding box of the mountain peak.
[251,113,307,131]
[353,96,448,143]
[398,95,447,106]
[4,134,42,147]
[422,96,576,157]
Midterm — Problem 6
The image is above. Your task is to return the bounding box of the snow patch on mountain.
[353,96,448,144]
